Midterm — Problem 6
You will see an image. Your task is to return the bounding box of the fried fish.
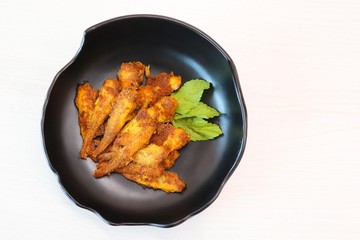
[75,61,191,193]
[115,123,189,192]
[94,96,178,178]
[79,78,120,158]
[75,82,98,140]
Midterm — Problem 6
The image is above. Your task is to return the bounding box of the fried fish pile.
[75,61,190,193]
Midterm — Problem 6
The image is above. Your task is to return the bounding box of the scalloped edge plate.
[41,14,247,227]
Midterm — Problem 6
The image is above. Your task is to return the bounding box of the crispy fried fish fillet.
[94,96,178,177]
[90,88,137,158]
[75,61,192,192]
[150,123,190,169]
[146,72,181,97]
[97,96,179,163]
[90,62,146,158]
[117,124,190,179]
[146,96,178,123]
[162,150,180,169]
[119,144,166,178]
[149,124,190,156]
[79,78,120,158]
[94,109,157,177]
[136,72,182,109]
[119,72,182,124]
[116,123,189,192]
[117,61,146,89]
[120,171,186,193]
[75,82,98,140]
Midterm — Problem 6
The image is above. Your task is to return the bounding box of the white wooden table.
[1,0,359,239]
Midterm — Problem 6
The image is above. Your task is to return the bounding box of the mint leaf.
[172,117,222,141]
[174,102,220,120]
[171,79,222,141]
[171,79,210,105]
[173,98,198,115]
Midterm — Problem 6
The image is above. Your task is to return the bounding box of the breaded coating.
[162,150,180,169]
[131,144,167,166]
[118,144,166,180]
[94,109,157,177]
[75,82,98,139]
[150,124,189,169]
[98,96,179,160]
[136,72,181,109]
[150,123,177,145]
[75,61,192,193]
[147,96,178,123]
[96,151,114,163]
[116,123,189,192]
[146,72,181,96]
[94,97,179,178]
[79,78,120,158]
[161,125,189,152]
[120,171,186,193]
[119,162,164,179]
[120,143,167,178]
[151,123,189,170]
[90,88,137,158]
[117,61,145,89]
[150,123,190,152]
[135,85,157,109]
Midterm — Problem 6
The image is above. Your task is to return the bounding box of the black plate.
[41,15,247,227]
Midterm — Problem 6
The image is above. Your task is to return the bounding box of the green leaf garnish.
[172,117,222,141]
[171,79,210,114]
[173,102,220,120]
[171,79,223,141]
